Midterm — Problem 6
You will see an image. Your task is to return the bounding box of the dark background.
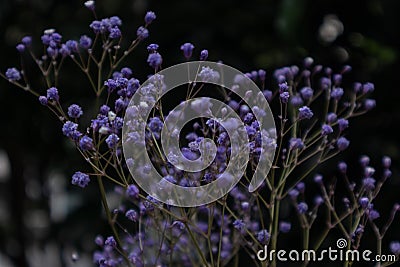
[0,0,399,266]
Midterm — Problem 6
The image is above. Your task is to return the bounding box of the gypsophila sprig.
[1,3,398,267]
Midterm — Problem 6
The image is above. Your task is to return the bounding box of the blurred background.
[0,0,399,266]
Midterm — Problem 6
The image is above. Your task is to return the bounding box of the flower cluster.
[1,2,398,267]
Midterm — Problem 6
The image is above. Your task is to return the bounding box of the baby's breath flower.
[144,11,156,25]
[337,137,350,151]
[71,171,90,188]
[298,106,313,120]
[136,26,149,40]
[5,68,21,81]
[68,104,83,119]
[279,222,291,233]
[180,42,194,60]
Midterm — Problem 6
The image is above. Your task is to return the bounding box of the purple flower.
[353,82,362,93]
[314,174,323,184]
[326,112,337,124]
[279,91,290,103]
[298,106,313,120]
[171,220,185,231]
[241,202,250,211]
[109,16,122,27]
[257,229,270,244]
[279,82,288,93]
[368,209,380,221]
[109,27,121,39]
[337,137,350,151]
[125,209,138,222]
[126,184,139,199]
[364,99,376,110]
[290,95,304,106]
[359,197,369,209]
[62,121,78,138]
[300,87,313,100]
[106,134,120,149]
[333,74,342,85]
[163,175,177,185]
[79,35,92,49]
[313,65,323,74]
[198,66,220,82]
[94,235,104,246]
[362,177,376,191]
[255,69,265,81]
[71,171,90,188]
[279,222,291,233]
[389,241,400,255]
[148,117,163,132]
[364,166,375,177]
[84,1,95,11]
[5,68,21,81]
[180,43,195,59]
[91,115,108,132]
[136,26,149,40]
[203,173,213,183]
[47,47,58,58]
[337,118,349,131]
[41,34,51,45]
[147,53,162,69]
[354,226,365,236]
[144,11,156,24]
[314,196,324,206]
[303,57,313,67]
[325,67,332,75]
[289,138,304,150]
[245,125,256,136]
[115,98,126,113]
[342,65,352,73]
[21,36,32,46]
[89,20,102,33]
[200,49,208,61]
[343,197,350,208]
[233,219,246,231]
[59,44,71,57]
[338,161,347,173]
[228,100,240,110]
[250,71,258,80]
[297,202,308,214]
[296,182,305,193]
[147,43,159,53]
[105,236,117,248]
[65,40,78,52]
[321,124,333,136]
[46,87,59,101]
[100,18,112,32]
[38,96,48,105]
[51,31,62,43]
[331,87,344,101]
[362,82,375,94]
[382,156,391,168]
[16,44,25,52]
[243,113,254,124]
[79,136,94,151]
[120,67,132,78]
[68,104,83,119]
[384,169,392,179]
[359,155,370,167]
[320,77,331,90]
[104,79,118,92]
[288,189,299,200]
